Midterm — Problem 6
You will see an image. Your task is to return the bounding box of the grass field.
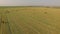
[0,7,60,34]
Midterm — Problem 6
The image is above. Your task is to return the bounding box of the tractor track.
[0,12,12,34]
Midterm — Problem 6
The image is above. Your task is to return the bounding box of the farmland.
[0,7,60,34]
